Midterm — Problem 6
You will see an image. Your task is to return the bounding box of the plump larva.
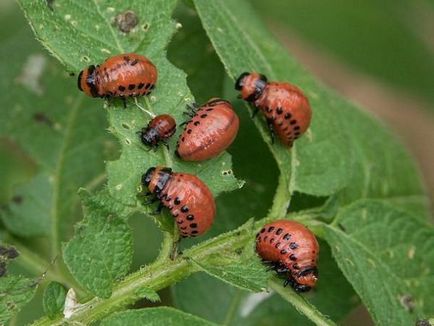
[235,72,311,147]
[256,220,319,292]
[139,114,176,148]
[176,98,239,161]
[78,53,157,98]
[142,167,216,237]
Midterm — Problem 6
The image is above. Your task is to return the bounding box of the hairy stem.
[32,213,324,325]
[269,279,336,326]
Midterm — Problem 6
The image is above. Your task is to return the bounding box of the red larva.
[235,72,311,147]
[78,53,157,98]
[142,167,216,237]
[256,220,319,292]
[176,98,239,161]
[139,114,176,148]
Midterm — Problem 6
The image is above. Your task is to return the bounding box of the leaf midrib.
[50,94,84,259]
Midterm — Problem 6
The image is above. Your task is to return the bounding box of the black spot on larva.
[283,233,291,240]
[187,215,194,221]
[266,107,272,113]
[123,56,130,62]
[176,219,184,224]
[181,206,189,213]
[118,85,126,92]
[200,114,207,118]
[280,249,287,255]
[294,125,300,130]
[270,238,275,243]
[194,121,200,126]
[181,137,185,142]
[130,59,138,66]
[289,254,297,261]
[264,236,268,241]
[295,131,300,136]
[256,233,260,239]
[190,223,197,228]
[128,84,135,90]
[180,226,187,230]
[276,107,283,114]
[187,129,192,134]
[165,196,171,201]
[206,108,213,111]
[138,83,145,89]
[192,230,198,234]
[289,242,298,249]
[114,10,139,33]
[174,197,181,205]
[290,119,297,125]
[276,228,283,235]
[275,242,281,248]
[293,263,299,269]
[284,113,291,119]
[268,226,275,232]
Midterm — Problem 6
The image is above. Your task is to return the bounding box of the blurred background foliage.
[0,0,432,324]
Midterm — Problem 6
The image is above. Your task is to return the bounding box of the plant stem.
[268,172,292,220]
[269,279,336,326]
[31,213,319,325]
[31,222,253,325]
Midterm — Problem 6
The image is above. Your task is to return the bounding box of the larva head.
[292,267,318,292]
[141,166,172,194]
[235,72,267,102]
[77,65,98,97]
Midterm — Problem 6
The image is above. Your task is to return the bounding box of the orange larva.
[78,53,157,99]
[139,114,176,148]
[142,167,216,237]
[176,98,239,161]
[256,220,319,292]
[235,72,311,147]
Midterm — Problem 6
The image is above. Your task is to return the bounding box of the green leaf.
[133,286,160,303]
[0,275,38,325]
[100,307,217,326]
[18,0,241,302]
[189,254,268,292]
[0,26,109,245]
[18,0,241,209]
[324,200,434,326]
[42,281,66,319]
[192,0,429,218]
[63,193,133,298]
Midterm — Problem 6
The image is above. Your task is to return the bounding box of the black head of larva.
[140,128,159,147]
[142,167,156,187]
[235,72,268,102]
[235,72,250,91]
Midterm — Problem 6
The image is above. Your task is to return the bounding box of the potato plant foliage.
[0,0,432,325]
